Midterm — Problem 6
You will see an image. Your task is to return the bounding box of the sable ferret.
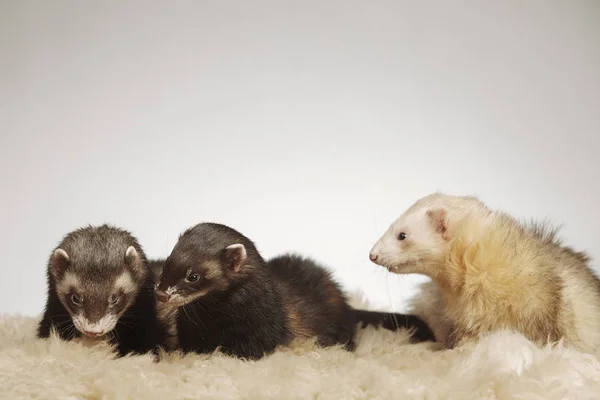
[369,192,600,353]
[154,222,434,360]
[38,225,165,357]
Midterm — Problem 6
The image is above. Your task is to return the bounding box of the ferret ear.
[426,208,449,240]
[124,246,144,274]
[222,243,247,273]
[50,248,70,279]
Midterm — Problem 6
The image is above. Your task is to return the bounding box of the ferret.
[369,192,600,353]
[155,222,434,360]
[37,225,165,357]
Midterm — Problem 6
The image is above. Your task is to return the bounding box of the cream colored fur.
[370,193,491,276]
[439,211,600,352]
[375,192,600,354]
[408,280,454,345]
[2,292,600,399]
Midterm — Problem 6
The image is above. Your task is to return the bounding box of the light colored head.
[50,225,147,338]
[369,192,488,276]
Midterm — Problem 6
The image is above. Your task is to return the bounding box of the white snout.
[72,314,118,337]
[369,243,380,263]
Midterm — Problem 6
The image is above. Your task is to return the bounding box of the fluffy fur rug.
[2,295,600,399]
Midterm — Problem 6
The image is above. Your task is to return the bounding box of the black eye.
[70,294,83,306]
[108,295,120,306]
[398,232,407,241]
[186,274,200,283]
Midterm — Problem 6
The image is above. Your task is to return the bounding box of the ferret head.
[155,222,262,306]
[369,192,489,276]
[49,225,147,338]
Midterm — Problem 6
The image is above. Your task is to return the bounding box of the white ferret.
[369,192,600,353]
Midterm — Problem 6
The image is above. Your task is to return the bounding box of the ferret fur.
[156,222,434,360]
[156,223,335,359]
[370,192,600,353]
[268,254,435,343]
[37,225,165,357]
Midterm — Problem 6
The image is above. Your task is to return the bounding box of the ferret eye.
[186,274,200,283]
[108,295,120,306]
[70,294,83,306]
[398,232,407,241]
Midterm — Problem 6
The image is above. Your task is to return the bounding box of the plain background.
[1,1,599,316]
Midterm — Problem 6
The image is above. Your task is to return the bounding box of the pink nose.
[83,331,103,338]
[369,253,378,262]
[155,289,170,303]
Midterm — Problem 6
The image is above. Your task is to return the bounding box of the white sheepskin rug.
[2,296,600,399]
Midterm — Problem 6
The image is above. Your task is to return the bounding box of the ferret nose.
[369,253,378,262]
[155,289,170,302]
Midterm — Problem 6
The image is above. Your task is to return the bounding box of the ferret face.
[369,209,448,275]
[370,193,491,276]
[51,246,143,338]
[155,257,225,306]
[155,243,247,306]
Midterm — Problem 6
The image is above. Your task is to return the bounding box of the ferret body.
[267,254,435,342]
[155,222,434,360]
[370,192,600,353]
[38,225,165,357]
[156,223,318,359]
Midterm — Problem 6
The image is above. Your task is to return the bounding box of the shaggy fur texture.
[438,211,600,352]
[2,293,600,399]
[371,192,600,353]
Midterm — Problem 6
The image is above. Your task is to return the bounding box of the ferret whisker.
[61,325,77,340]
[384,274,400,330]
[201,294,241,319]
[62,327,73,340]
[50,313,72,318]
[54,319,73,327]
[195,296,219,316]
[371,214,380,235]
[186,303,209,331]
[120,310,142,319]
[116,320,136,331]
[55,323,75,336]
[181,304,199,328]
[110,329,120,344]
